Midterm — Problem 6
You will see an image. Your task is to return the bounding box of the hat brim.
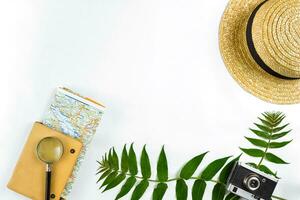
[219,0,300,104]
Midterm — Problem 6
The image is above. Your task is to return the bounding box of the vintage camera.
[226,162,278,200]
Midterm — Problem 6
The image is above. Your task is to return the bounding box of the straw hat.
[219,0,300,104]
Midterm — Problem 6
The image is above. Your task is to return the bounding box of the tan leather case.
[7,122,82,200]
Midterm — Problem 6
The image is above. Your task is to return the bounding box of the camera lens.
[244,174,261,191]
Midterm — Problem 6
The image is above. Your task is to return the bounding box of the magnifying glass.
[36,137,64,200]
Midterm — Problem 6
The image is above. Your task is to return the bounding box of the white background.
[0,0,299,199]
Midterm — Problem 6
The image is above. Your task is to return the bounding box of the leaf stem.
[271,195,287,200]
[189,177,223,184]
[111,170,223,184]
[258,126,273,167]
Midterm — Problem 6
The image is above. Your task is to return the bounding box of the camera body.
[227,162,278,200]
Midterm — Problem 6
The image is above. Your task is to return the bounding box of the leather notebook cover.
[7,122,83,200]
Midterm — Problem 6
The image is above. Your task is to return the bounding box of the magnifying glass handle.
[45,164,51,200]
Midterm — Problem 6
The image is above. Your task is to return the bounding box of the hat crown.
[252,0,300,78]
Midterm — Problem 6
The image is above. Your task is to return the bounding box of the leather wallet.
[7,122,83,200]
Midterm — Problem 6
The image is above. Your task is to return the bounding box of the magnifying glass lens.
[37,137,64,163]
[36,137,64,200]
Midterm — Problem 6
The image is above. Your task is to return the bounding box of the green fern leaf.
[103,173,126,192]
[157,147,168,182]
[249,128,270,139]
[273,124,289,133]
[100,171,118,189]
[115,176,136,200]
[224,192,239,200]
[200,156,231,181]
[265,153,289,164]
[258,165,279,178]
[241,112,292,178]
[262,112,272,122]
[273,115,286,127]
[246,162,258,168]
[131,180,149,200]
[108,149,114,168]
[245,137,268,148]
[254,123,271,133]
[180,152,208,180]
[129,144,138,175]
[176,179,188,200]
[153,183,168,200]
[212,183,226,200]
[97,167,108,175]
[239,148,264,157]
[97,169,111,183]
[271,130,291,140]
[258,117,273,127]
[121,145,129,173]
[246,163,279,178]
[192,179,206,200]
[141,145,151,179]
[269,140,292,148]
[112,148,119,170]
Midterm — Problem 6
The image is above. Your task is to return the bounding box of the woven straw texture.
[219,0,300,104]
